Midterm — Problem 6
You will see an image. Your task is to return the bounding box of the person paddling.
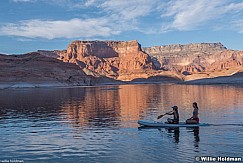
[186,102,199,124]
[157,106,179,124]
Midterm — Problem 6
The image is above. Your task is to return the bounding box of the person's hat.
[172,106,178,110]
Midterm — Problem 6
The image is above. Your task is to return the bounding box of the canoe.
[138,120,210,127]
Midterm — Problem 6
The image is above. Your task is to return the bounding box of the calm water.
[0,84,243,163]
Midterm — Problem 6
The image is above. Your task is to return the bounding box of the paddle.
[157,111,173,119]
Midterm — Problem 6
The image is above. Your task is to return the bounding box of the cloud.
[17,38,34,42]
[84,0,100,7]
[232,20,243,33]
[11,0,36,2]
[43,0,86,9]
[97,0,161,33]
[100,0,159,20]
[2,0,161,39]
[0,18,120,39]
[160,0,243,32]
[4,0,243,40]
[11,0,97,9]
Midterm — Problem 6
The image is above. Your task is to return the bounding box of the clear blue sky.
[0,0,243,54]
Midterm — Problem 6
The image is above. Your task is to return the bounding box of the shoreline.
[1,78,243,90]
[0,80,178,90]
[0,81,90,90]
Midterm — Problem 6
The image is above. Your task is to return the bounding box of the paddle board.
[138,120,210,127]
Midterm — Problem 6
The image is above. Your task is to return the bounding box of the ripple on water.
[0,84,243,162]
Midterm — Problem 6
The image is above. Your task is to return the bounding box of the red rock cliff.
[56,40,154,78]
[143,43,243,74]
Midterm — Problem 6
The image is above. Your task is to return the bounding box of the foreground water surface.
[0,84,243,163]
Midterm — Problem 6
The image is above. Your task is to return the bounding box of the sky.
[0,0,243,54]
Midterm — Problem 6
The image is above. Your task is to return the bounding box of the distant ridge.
[142,42,227,56]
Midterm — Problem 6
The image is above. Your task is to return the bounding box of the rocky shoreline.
[0,76,180,89]
[2,73,243,90]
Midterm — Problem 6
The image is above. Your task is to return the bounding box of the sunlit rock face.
[205,50,243,71]
[142,43,243,82]
[143,43,231,72]
[38,41,243,83]
[38,40,243,81]
[54,40,154,79]
[1,40,243,88]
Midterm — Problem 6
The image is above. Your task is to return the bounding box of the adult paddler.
[186,102,199,124]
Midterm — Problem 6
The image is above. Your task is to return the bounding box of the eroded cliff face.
[2,40,243,89]
[143,43,226,55]
[206,50,243,71]
[55,40,154,80]
[37,41,243,82]
[143,43,243,75]
[35,41,243,83]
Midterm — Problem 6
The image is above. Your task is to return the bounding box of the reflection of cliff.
[117,84,243,122]
[60,87,122,128]
[1,84,242,129]
[60,84,243,128]
[150,85,243,121]
[60,85,166,128]
[118,85,162,124]
[147,85,243,109]
[0,88,86,119]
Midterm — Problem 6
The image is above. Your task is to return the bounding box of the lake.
[0,84,243,163]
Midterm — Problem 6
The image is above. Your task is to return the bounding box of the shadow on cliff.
[91,76,125,85]
[183,72,243,85]
[130,75,182,83]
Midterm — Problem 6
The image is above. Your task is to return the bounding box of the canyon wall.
[54,40,154,80]
[143,43,243,75]
[3,40,242,88]
[39,41,243,82]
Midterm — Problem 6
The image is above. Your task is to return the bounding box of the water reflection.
[167,127,180,143]
[0,84,243,162]
[0,84,243,128]
[163,127,180,144]
[187,127,200,148]
[60,87,121,129]
[59,84,243,129]
[139,126,200,146]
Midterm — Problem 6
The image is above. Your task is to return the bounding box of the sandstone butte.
[0,40,243,89]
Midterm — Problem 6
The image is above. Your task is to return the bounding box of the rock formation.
[0,52,92,88]
[143,43,227,55]
[38,41,243,83]
[1,40,243,88]
[143,43,243,77]
[143,43,226,71]
[53,40,154,80]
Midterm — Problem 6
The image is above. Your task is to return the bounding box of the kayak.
[138,120,210,127]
